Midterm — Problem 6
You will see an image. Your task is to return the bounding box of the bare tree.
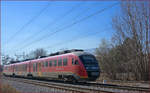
[30,48,47,59]
[1,54,14,65]
[96,1,149,81]
[14,54,22,61]
[112,1,149,80]
[95,39,110,72]
[2,55,10,65]
[96,38,128,79]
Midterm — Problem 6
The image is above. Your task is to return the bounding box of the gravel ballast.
[1,78,65,93]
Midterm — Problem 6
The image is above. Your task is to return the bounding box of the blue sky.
[1,1,120,56]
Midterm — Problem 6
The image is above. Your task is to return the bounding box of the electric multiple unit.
[3,49,100,82]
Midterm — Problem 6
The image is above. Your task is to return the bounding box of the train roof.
[49,49,84,56]
[72,51,93,56]
[5,49,86,65]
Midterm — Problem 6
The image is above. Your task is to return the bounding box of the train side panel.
[3,64,14,76]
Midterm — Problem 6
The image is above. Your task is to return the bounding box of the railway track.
[87,82,150,92]
[2,76,150,93]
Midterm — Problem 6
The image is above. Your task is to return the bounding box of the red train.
[3,49,100,82]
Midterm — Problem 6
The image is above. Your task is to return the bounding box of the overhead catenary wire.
[13,26,111,55]
[12,2,85,49]
[5,2,51,45]
[6,2,118,55]
[45,26,112,50]
[42,3,99,50]
[19,2,118,50]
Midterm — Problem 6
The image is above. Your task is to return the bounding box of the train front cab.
[74,53,100,82]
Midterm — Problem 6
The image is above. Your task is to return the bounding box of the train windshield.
[79,54,100,81]
[79,55,98,64]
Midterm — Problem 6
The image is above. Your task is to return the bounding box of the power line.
[19,2,118,50]
[7,2,118,54]
[42,3,98,49]
[45,26,112,50]
[5,2,51,45]
[12,26,111,55]
[12,2,85,50]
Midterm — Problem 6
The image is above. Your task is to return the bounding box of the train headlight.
[85,66,99,70]
[86,66,99,70]
[86,67,90,69]
[91,67,99,70]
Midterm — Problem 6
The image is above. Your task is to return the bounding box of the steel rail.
[2,76,150,93]
[88,82,150,92]
[2,76,114,93]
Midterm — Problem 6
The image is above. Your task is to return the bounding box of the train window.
[72,59,79,65]
[15,66,16,71]
[25,64,26,71]
[21,65,22,71]
[75,60,79,65]
[22,65,24,71]
[33,63,37,72]
[33,63,36,72]
[58,58,62,66]
[42,62,44,67]
[46,61,48,67]
[21,65,23,71]
[32,64,34,71]
[49,61,52,67]
[54,60,57,66]
[44,62,47,67]
[23,65,24,71]
[34,63,36,71]
[72,58,74,65]
[63,58,68,66]
[25,64,27,71]
[44,62,45,67]
[36,63,37,72]
[24,65,25,71]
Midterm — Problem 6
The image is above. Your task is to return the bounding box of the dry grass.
[0,84,20,93]
[0,72,20,93]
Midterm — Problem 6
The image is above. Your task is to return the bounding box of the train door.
[72,56,80,72]
[28,61,31,75]
[38,62,42,77]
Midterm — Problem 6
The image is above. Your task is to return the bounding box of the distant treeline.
[2,48,47,65]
